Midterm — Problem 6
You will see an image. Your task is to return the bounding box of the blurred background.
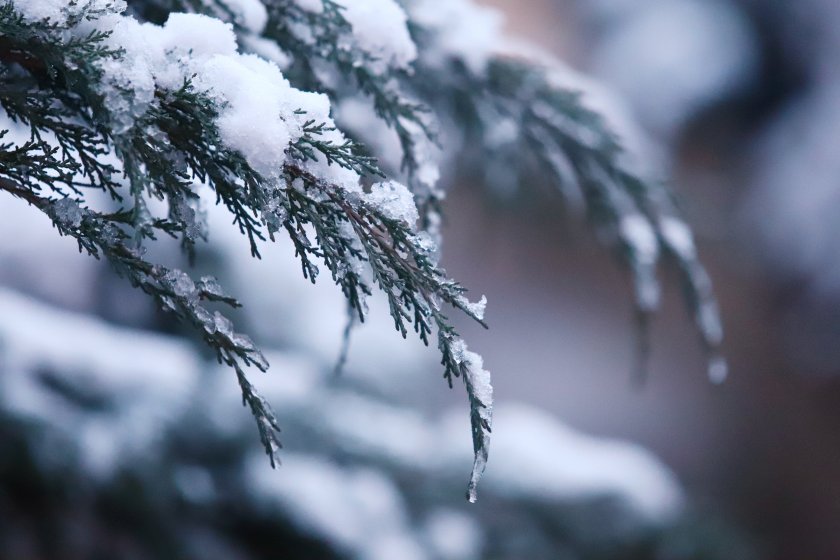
[2,0,840,559]
[447,0,840,557]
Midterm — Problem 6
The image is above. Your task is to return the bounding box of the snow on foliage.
[471,405,682,520]
[219,0,268,33]
[0,0,724,501]
[450,340,493,503]
[0,255,683,556]
[12,0,120,25]
[0,287,200,478]
[82,8,361,190]
[335,0,416,74]
[367,181,419,225]
[246,453,428,560]
[403,0,725,380]
[408,0,504,75]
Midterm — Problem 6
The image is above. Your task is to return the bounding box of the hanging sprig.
[0,0,726,503]
[0,0,491,495]
[410,45,725,381]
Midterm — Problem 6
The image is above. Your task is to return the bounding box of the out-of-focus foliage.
[0,192,751,559]
[0,0,768,557]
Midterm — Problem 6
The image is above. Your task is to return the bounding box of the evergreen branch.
[0,176,284,465]
[259,1,438,191]
[291,117,385,177]
[0,1,491,493]
[128,0,442,219]
[0,0,728,504]
[280,161,491,494]
[412,50,724,378]
[487,58,725,378]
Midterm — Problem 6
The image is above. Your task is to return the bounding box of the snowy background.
[445,0,840,558]
[2,0,840,559]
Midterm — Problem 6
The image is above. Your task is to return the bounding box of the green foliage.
[0,2,493,487]
[0,0,724,500]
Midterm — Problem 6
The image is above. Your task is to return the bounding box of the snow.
[0,287,200,478]
[708,356,728,385]
[319,393,436,465]
[620,213,659,264]
[367,533,428,560]
[0,184,685,542]
[199,195,432,384]
[457,294,487,322]
[0,203,685,548]
[337,97,404,171]
[423,509,482,560]
[245,452,428,560]
[174,465,217,504]
[367,181,419,226]
[12,0,124,25]
[402,118,442,191]
[452,341,492,410]
[68,7,367,192]
[210,311,234,337]
[288,0,419,73]
[163,269,196,297]
[292,0,323,14]
[335,98,441,194]
[697,299,723,346]
[52,197,85,228]
[2,1,692,546]
[219,0,268,33]
[616,212,662,310]
[90,13,241,132]
[241,34,292,69]
[659,216,696,259]
[411,0,662,180]
[92,12,302,177]
[439,404,683,522]
[14,0,442,224]
[205,342,437,466]
[199,54,295,179]
[407,0,657,176]
[199,287,680,523]
[196,276,228,299]
[172,196,208,242]
[409,0,504,75]
[483,117,519,149]
[0,288,197,396]
[0,188,104,311]
[451,340,492,503]
[336,0,417,74]
[542,61,660,175]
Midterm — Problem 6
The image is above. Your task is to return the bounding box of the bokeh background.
[2,1,840,559]
[449,1,840,558]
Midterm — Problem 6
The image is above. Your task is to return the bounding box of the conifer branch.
[0,0,491,487]
[0,0,726,502]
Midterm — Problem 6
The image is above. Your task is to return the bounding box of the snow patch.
[292,0,323,14]
[0,287,200,479]
[219,0,268,33]
[367,181,419,226]
[245,453,427,560]
[659,216,696,259]
[409,0,504,75]
[439,404,683,522]
[12,0,124,25]
[620,213,659,264]
[336,0,417,73]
